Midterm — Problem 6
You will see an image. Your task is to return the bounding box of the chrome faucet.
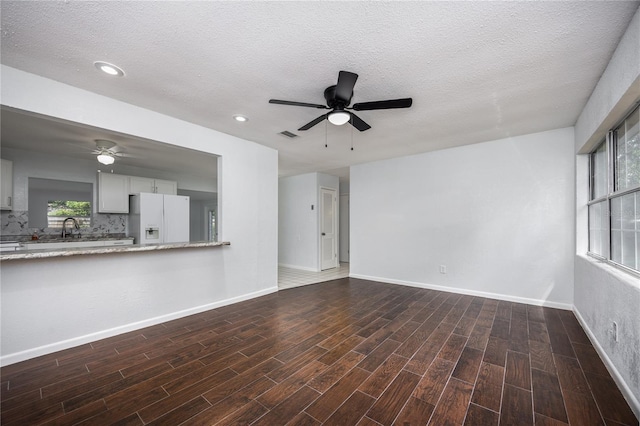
[61,217,80,239]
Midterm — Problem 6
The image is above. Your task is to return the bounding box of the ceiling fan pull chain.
[325,119,328,148]
[350,116,354,151]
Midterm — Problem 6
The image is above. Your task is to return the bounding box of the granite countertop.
[0,241,230,261]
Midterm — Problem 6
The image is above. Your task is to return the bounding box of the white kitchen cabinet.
[129,176,155,194]
[154,179,177,195]
[1,159,13,210]
[103,239,133,247]
[21,239,133,251]
[129,176,177,195]
[98,173,130,213]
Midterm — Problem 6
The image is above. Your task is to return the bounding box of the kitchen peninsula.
[0,240,230,261]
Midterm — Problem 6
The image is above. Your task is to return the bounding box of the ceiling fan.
[269,71,412,132]
[91,140,130,165]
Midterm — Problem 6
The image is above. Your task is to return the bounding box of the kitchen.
[0,106,223,258]
[0,69,279,368]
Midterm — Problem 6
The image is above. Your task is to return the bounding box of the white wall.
[279,173,318,270]
[278,172,339,271]
[573,7,640,417]
[0,66,278,364]
[339,194,349,262]
[350,127,576,308]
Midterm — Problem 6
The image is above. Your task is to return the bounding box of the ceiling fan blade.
[298,114,328,131]
[269,99,328,109]
[335,71,358,104]
[351,98,413,111]
[349,112,371,132]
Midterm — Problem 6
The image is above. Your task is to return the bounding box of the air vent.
[279,130,298,138]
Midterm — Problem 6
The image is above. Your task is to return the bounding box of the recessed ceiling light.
[94,61,125,77]
[233,115,248,122]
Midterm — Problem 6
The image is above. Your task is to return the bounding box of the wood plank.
[305,367,371,422]
[572,342,610,377]
[466,325,491,351]
[547,331,576,358]
[428,378,474,425]
[144,396,211,426]
[562,390,605,426]
[471,362,504,412]
[393,396,435,425]
[531,368,568,423]
[252,385,321,426]
[183,375,276,425]
[257,360,327,409]
[464,403,499,426]
[529,340,556,374]
[215,399,268,425]
[307,351,365,393]
[491,319,511,340]
[366,370,422,425]
[500,384,533,426]
[584,373,638,425]
[553,354,590,394]
[359,353,408,398]
[505,350,531,390]
[412,358,456,405]
[318,335,365,365]
[356,339,401,372]
[452,347,483,384]
[437,333,467,362]
[484,337,509,367]
[323,391,375,426]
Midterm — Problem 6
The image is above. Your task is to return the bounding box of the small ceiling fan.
[269,71,412,132]
[91,140,130,165]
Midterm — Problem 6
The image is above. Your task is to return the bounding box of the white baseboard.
[573,308,640,420]
[348,274,573,310]
[278,263,319,272]
[0,286,279,367]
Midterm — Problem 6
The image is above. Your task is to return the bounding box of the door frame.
[319,186,338,271]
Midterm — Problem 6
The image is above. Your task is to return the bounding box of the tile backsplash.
[1,210,127,238]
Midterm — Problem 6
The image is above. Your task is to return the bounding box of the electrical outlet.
[440,265,447,274]
[612,321,619,342]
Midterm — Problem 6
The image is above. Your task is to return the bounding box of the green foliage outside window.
[47,201,91,228]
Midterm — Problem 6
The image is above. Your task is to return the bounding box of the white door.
[320,187,338,270]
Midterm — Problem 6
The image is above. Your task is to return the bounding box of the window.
[588,104,640,274]
[47,200,91,229]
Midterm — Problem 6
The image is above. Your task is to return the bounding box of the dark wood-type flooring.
[1,278,637,425]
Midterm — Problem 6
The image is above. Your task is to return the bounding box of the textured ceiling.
[1,1,638,179]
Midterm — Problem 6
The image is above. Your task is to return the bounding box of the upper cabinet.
[1,159,13,210]
[129,176,154,194]
[98,173,129,213]
[154,179,177,195]
[98,173,178,214]
[129,176,177,195]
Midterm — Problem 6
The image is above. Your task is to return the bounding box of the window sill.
[579,253,640,288]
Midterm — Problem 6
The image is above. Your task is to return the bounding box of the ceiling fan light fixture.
[94,61,125,77]
[328,111,350,126]
[97,153,115,165]
[233,114,248,122]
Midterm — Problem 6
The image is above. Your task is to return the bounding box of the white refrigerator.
[129,193,190,244]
